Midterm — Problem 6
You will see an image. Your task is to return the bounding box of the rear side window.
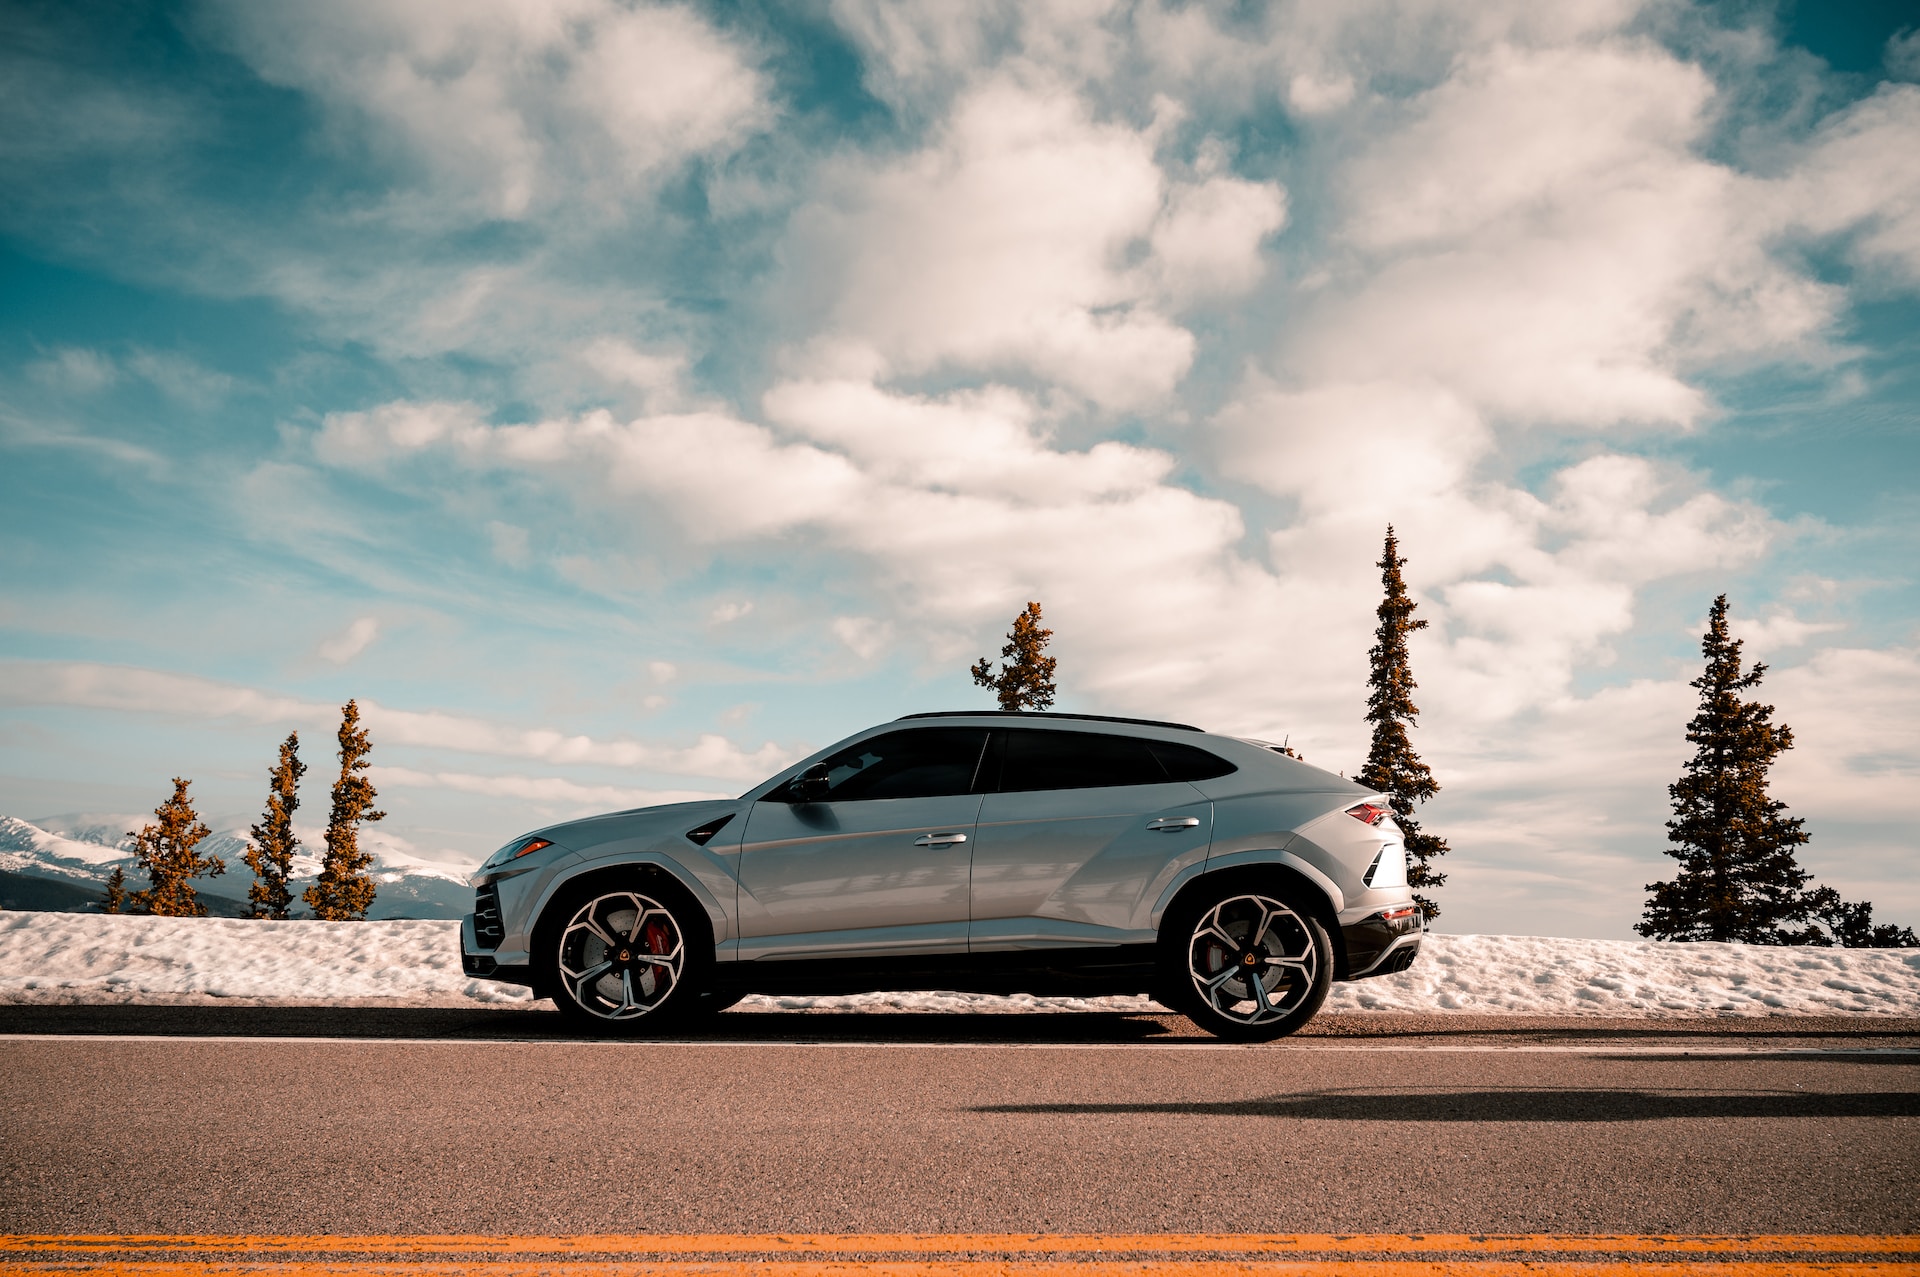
[996,730,1170,792]
[1147,740,1238,782]
[808,728,989,801]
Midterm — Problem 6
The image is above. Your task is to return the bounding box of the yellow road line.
[4,1262,1920,1277]
[5,1236,1918,1257]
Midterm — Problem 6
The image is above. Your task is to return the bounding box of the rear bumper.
[1340,911,1423,980]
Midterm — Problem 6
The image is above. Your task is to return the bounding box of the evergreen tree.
[244,732,305,920]
[971,602,1059,711]
[1638,595,1812,943]
[1793,886,1918,949]
[1356,526,1449,921]
[304,700,384,921]
[126,778,225,917]
[102,866,127,914]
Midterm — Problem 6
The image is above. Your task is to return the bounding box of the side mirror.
[787,763,831,803]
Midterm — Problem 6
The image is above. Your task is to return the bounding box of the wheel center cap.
[618,949,631,962]
[1242,952,1258,967]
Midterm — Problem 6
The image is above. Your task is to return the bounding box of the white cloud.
[1311,39,1834,429]
[1890,29,1920,81]
[709,600,754,625]
[832,616,893,660]
[0,661,792,782]
[370,766,723,811]
[782,77,1204,409]
[207,0,769,221]
[0,405,166,472]
[1726,608,1846,653]
[1786,84,1920,283]
[486,520,531,568]
[317,616,381,665]
[124,349,234,407]
[647,661,678,684]
[26,347,118,394]
[1288,71,1355,115]
[1150,172,1288,302]
[579,338,688,409]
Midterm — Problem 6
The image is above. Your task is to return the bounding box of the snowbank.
[1,913,1915,1015]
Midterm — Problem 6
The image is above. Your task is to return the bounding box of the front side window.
[800,728,990,801]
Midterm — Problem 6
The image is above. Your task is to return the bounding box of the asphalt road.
[3,1007,1916,1237]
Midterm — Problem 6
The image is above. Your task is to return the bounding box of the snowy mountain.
[0,815,475,920]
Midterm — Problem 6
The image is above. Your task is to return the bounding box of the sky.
[1,0,1917,939]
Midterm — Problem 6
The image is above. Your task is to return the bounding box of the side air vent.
[685,813,735,846]
[473,883,504,949]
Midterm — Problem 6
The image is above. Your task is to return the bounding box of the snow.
[0,815,131,881]
[1,913,1915,1016]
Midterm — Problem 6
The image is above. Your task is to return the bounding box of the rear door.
[969,729,1216,951]
[736,726,989,962]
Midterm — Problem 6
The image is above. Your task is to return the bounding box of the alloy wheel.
[1187,893,1320,1026]
[557,890,685,1020]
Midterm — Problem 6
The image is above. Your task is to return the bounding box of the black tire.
[1159,877,1333,1042]
[540,874,711,1033]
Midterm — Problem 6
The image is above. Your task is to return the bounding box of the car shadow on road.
[6,1003,1919,1047]
[971,1089,1920,1121]
[0,1003,1198,1043]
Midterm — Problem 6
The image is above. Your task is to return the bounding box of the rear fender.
[1153,850,1351,979]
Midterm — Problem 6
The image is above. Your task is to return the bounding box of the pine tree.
[304,700,384,921]
[102,866,127,914]
[1638,595,1812,943]
[971,602,1059,711]
[1794,886,1918,949]
[244,732,305,920]
[126,778,225,917]
[1356,526,1449,921]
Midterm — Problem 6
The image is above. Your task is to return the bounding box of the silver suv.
[462,711,1422,1041]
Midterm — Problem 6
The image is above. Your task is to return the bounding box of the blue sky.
[2,0,1916,936]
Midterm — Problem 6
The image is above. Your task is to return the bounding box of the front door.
[736,726,990,962]
[970,728,1214,950]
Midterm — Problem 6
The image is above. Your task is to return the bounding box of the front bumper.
[461,913,535,987]
[1340,910,1423,979]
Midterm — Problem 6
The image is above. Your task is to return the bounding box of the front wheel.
[1162,885,1332,1042]
[543,881,707,1031]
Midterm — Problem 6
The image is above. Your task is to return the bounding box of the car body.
[462,710,1422,1039]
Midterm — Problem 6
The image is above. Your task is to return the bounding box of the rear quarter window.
[1147,740,1238,782]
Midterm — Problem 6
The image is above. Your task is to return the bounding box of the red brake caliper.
[641,918,673,998]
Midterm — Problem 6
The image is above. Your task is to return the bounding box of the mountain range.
[0,814,474,920]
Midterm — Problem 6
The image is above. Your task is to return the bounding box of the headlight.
[481,835,553,871]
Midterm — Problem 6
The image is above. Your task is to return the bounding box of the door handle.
[1147,817,1201,832]
[912,832,968,847]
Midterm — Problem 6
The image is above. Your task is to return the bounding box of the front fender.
[530,843,736,953]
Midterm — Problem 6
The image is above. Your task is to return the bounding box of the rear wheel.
[543,880,708,1032]
[1162,883,1332,1042]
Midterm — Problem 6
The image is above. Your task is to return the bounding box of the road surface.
[3,1007,1916,1238]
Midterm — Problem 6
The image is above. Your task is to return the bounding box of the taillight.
[1347,802,1388,825]
[1379,905,1417,923]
